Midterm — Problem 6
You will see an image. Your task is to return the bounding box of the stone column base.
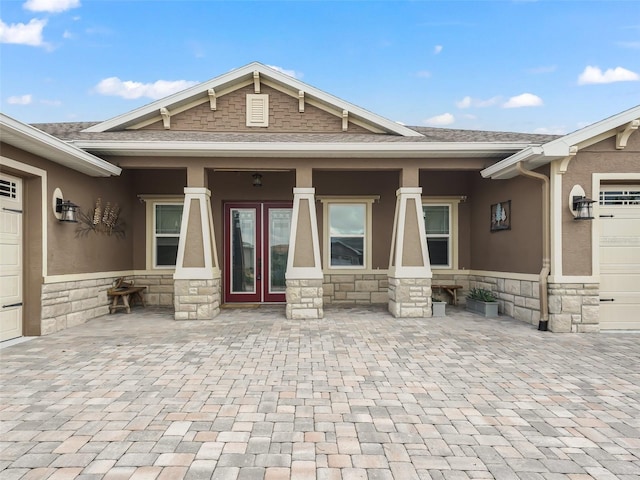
[388,277,432,318]
[286,279,323,319]
[174,278,220,320]
[548,282,600,333]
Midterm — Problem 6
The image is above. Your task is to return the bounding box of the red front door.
[224,203,292,303]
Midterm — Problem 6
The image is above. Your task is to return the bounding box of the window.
[329,203,366,267]
[154,203,183,268]
[423,204,451,268]
[320,197,377,270]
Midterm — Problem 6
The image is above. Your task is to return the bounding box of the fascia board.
[0,113,121,177]
[73,140,529,158]
[480,146,544,179]
[83,62,423,137]
[481,105,640,180]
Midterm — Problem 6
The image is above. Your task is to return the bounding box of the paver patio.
[1,306,639,480]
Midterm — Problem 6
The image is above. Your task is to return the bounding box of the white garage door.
[0,174,23,342]
[599,186,640,330]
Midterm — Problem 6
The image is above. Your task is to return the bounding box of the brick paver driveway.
[1,306,639,480]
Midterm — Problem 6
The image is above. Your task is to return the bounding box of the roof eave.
[0,113,121,177]
[72,140,530,158]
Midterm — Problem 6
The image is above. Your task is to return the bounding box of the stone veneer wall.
[174,278,220,320]
[40,273,174,335]
[286,279,323,319]
[323,273,388,304]
[548,282,600,333]
[467,274,541,326]
[388,277,432,317]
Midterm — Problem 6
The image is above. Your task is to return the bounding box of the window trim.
[422,197,460,271]
[319,197,377,272]
[140,195,184,271]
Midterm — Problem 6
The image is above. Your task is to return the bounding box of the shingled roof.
[32,121,559,144]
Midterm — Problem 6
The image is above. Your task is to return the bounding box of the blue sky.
[1,0,639,134]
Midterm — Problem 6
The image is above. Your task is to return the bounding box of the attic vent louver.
[246,94,269,127]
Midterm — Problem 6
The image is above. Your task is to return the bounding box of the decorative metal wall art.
[490,200,511,232]
[76,198,126,238]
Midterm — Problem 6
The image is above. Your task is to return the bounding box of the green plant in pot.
[466,288,498,317]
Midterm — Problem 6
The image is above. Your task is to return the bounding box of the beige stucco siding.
[562,133,640,276]
[469,170,545,274]
[2,143,133,277]
[141,84,371,134]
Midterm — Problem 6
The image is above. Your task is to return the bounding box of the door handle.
[2,302,23,308]
[257,258,262,280]
[600,298,615,302]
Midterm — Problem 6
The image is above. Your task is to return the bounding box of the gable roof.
[0,113,121,177]
[482,105,640,179]
[83,62,423,137]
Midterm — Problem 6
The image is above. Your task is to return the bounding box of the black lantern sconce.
[252,173,263,187]
[569,185,595,221]
[572,196,595,220]
[52,188,79,223]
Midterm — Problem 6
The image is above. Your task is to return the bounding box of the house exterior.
[1,62,638,341]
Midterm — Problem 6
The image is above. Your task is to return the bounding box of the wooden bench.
[107,278,147,314]
[432,284,463,306]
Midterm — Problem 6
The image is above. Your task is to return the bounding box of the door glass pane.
[269,209,292,293]
[231,209,256,293]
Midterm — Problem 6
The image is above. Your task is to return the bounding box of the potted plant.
[466,288,499,317]
[432,295,446,317]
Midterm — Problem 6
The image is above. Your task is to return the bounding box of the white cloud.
[462,113,477,120]
[24,0,81,13]
[434,45,443,54]
[456,95,500,109]
[0,18,48,47]
[62,30,73,39]
[267,65,303,79]
[577,65,640,85]
[94,77,199,100]
[416,70,431,78]
[502,93,543,108]
[7,94,33,105]
[425,113,455,126]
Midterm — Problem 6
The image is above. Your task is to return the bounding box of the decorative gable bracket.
[160,107,171,129]
[253,71,261,93]
[342,110,349,132]
[208,89,217,111]
[616,119,639,150]
[298,90,305,113]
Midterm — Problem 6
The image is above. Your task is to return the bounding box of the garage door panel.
[600,273,640,292]
[0,174,23,342]
[599,187,640,330]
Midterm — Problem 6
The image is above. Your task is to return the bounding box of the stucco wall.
[469,169,545,274]
[562,132,640,276]
[2,143,134,276]
[142,84,371,134]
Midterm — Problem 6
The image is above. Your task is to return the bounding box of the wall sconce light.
[52,188,79,223]
[572,196,595,220]
[569,185,595,221]
[252,173,263,187]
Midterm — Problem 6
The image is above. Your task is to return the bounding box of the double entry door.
[224,203,292,303]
